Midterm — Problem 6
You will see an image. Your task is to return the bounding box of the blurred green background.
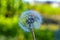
[0,0,60,40]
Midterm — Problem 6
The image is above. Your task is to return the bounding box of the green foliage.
[0,0,60,40]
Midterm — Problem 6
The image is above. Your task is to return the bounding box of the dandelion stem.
[31,28,36,40]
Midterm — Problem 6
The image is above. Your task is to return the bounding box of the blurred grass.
[0,15,58,40]
[0,0,60,40]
